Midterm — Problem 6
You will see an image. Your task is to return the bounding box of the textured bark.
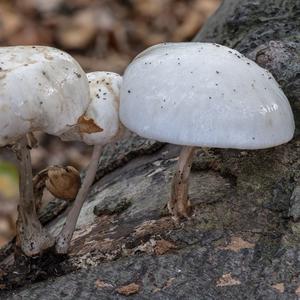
[1,0,300,299]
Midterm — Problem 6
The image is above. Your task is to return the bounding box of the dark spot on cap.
[252,137,255,140]
[40,101,43,105]
[216,71,220,74]
[209,96,212,99]
[74,72,81,78]
[128,90,131,93]
[42,71,46,75]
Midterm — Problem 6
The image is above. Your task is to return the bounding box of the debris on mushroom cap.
[77,115,104,134]
[120,42,295,150]
[0,45,90,147]
[60,71,124,145]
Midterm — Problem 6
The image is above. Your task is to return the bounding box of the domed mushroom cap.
[0,46,89,147]
[120,42,295,149]
[60,71,123,145]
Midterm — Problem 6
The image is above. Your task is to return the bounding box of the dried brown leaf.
[154,239,177,255]
[78,115,103,134]
[218,237,255,253]
[216,273,241,287]
[116,283,140,296]
[271,283,285,293]
[95,279,113,289]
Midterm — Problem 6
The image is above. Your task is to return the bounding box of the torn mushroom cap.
[120,42,295,149]
[60,71,124,145]
[0,46,90,147]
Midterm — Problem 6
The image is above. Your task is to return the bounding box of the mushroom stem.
[15,135,54,256]
[168,146,195,219]
[55,144,103,254]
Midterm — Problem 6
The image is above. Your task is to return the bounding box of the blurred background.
[0,0,220,247]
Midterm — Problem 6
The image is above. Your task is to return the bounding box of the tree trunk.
[1,0,300,299]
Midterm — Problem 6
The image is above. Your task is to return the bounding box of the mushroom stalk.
[56,144,103,254]
[168,146,195,219]
[15,135,54,256]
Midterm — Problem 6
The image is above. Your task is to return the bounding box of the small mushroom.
[120,42,295,219]
[0,46,90,255]
[56,71,124,253]
[33,166,81,212]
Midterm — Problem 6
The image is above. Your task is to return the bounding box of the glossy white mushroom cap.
[60,72,124,145]
[120,42,295,149]
[0,46,89,147]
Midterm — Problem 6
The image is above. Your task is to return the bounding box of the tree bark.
[1,1,300,299]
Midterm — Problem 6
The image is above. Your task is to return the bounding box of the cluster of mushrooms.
[0,43,295,256]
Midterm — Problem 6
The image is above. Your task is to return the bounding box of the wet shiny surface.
[120,43,295,149]
[60,71,123,146]
[0,46,89,146]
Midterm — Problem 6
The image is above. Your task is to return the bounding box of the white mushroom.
[0,46,90,255]
[120,42,295,219]
[0,46,89,146]
[55,71,124,253]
